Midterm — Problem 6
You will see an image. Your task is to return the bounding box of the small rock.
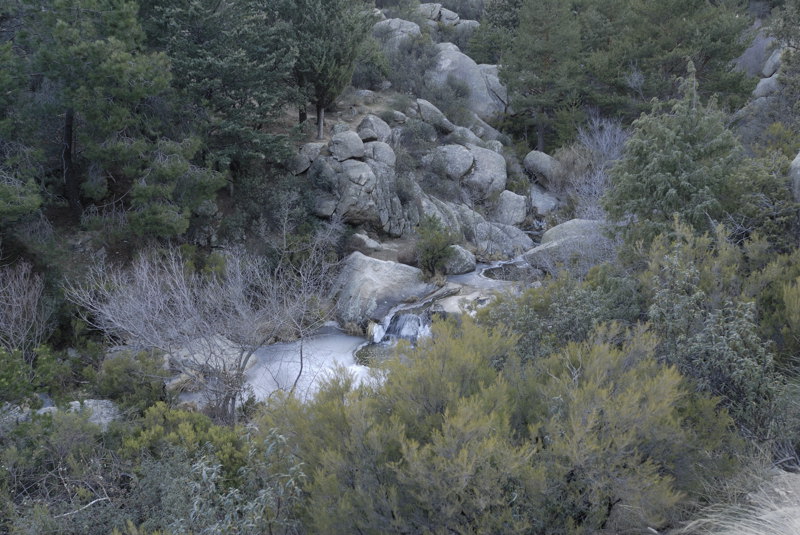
[491,190,527,226]
[523,150,562,186]
[443,245,476,275]
[417,98,456,133]
[330,131,365,161]
[358,114,392,143]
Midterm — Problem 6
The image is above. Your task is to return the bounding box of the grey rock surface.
[358,114,392,143]
[309,156,405,236]
[292,142,326,175]
[424,43,507,120]
[790,151,800,203]
[524,219,612,275]
[763,47,783,78]
[491,190,527,226]
[443,244,476,275]
[523,150,562,186]
[462,143,507,199]
[426,144,474,180]
[334,252,435,324]
[417,99,456,133]
[330,131,365,161]
[68,399,121,431]
[364,141,397,167]
[753,74,780,98]
[529,183,560,215]
[373,18,422,53]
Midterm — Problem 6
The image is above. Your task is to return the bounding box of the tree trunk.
[291,338,304,396]
[299,106,307,124]
[63,108,81,217]
[536,121,545,152]
[315,103,325,140]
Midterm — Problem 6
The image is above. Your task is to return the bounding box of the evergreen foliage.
[604,69,748,250]
[278,0,375,138]
[260,319,739,535]
[153,0,296,170]
[500,0,583,151]
[415,214,457,276]
[644,223,784,438]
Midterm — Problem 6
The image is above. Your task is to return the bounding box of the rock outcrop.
[424,43,507,120]
[790,151,800,203]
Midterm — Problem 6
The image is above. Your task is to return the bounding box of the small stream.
[181,259,533,405]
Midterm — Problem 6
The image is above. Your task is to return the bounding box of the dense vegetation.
[2,0,800,533]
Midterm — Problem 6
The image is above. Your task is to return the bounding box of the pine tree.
[500,0,583,151]
[17,0,224,236]
[154,0,297,170]
[279,0,375,139]
[467,0,523,63]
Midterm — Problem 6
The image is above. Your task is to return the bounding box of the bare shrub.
[0,260,53,361]
[66,223,341,422]
[555,115,628,221]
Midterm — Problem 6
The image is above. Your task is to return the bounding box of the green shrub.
[94,351,169,414]
[415,215,457,276]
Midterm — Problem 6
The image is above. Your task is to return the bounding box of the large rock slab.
[424,43,507,120]
[334,252,436,324]
[523,218,613,275]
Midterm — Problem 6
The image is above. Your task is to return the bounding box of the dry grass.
[677,470,800,535]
